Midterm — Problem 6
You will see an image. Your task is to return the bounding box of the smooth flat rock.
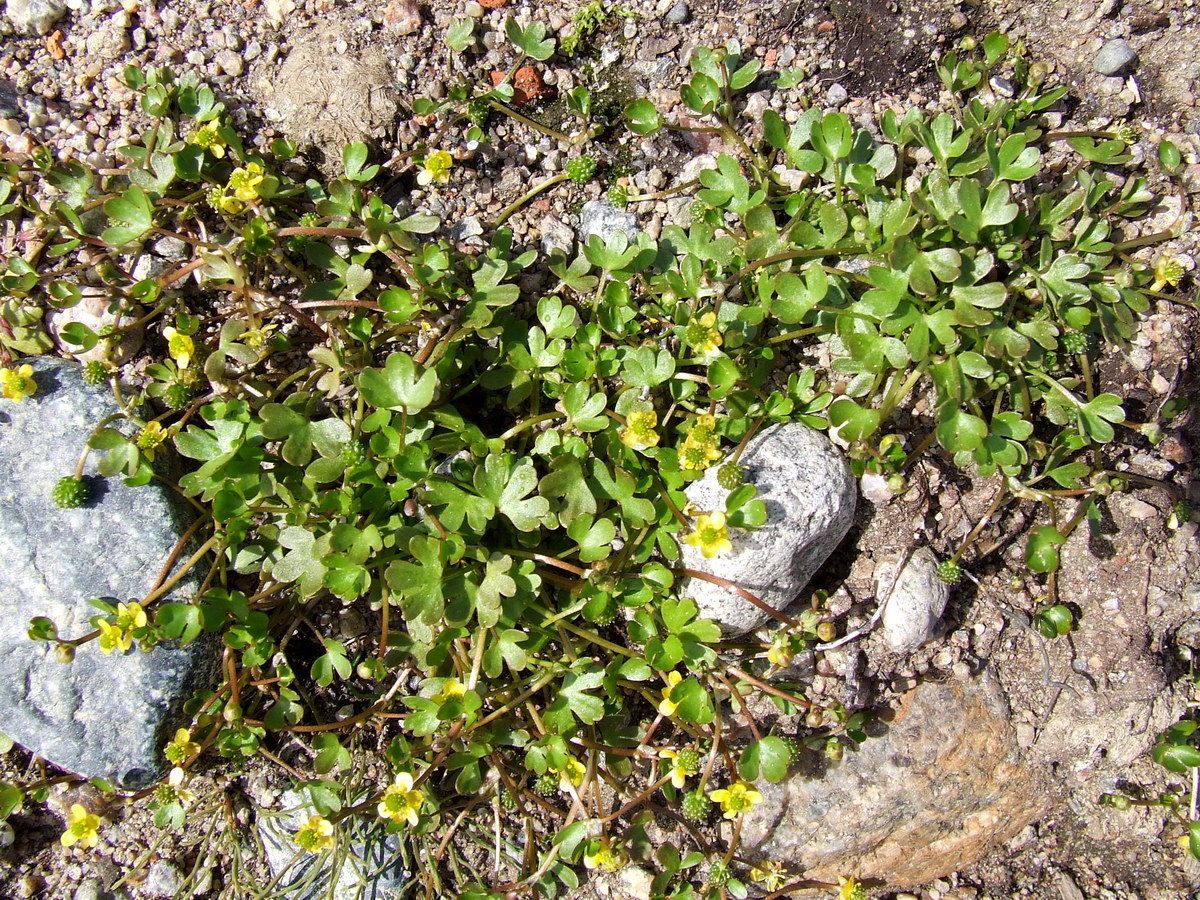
[681,423,856,635]
[258,791,408,900]
[877,547,951,653]
[0,358,214,789]
[5,0,66,35]
[1093,39,1137,76]
[741,675,1053,888]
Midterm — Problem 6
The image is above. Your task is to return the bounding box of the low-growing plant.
[0,25,1189,898]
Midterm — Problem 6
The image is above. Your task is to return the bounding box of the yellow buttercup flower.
[707,780,762,819]
[659,747,700,788]
[620,409,660,450]
[378,772,422,827]
[418,150,453,186]
[1151,255,1185,292]
[679,415,721,470]
[837,875,866,900]
[96,601,147,655]
[658,671,684,717]
[583,836,624,872]
[749,861,787,890]
[187,122,226,158]
[163,327,195,369]
[165,728,202,765]
[766,636,795,667]
[167,767,197,807]
[136,421,173,460]
[557,757,586,791]
[294,814,336,853]
[432,679,467,706]
[0,364,37,402]
[227,162,265,203]
[60,803,100,849]
[685,311,723,356]
[684,511,732,558]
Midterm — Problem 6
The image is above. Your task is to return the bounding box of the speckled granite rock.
[579,200,640,244]
[258,790,408,900]
[877,547,951,653]
[4,0,67,36]
[681,423,856,635]
[0,357,214,789]
[741,675,1053,888]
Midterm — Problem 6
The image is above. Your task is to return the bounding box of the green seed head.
[1059,330,1091,356]
[566,155,598,185]
[82,361,110,386]
[606,183,629,208]
[498,788,517,811]
[681,789,712,822]
[706,859,732,886]
[936,559,964,585]
[468,99,491,127]
[535,773,559,796]
[716,462,744,490]
[52,476,88,510]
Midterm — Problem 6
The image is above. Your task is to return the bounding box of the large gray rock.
[258,790,408,900]
[741,676,1053,888]
[5,0,67,35]
[681,423,855,635]
[0,358,214,789]
[876,547,950,653]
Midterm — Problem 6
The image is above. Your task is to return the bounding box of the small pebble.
[665,0,689,25]
[826,82,848,106]
[1093,39,1137,76]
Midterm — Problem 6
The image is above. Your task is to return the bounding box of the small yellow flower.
[0,364,37,402]
[165,728,202,765]
[837,875,866,900]
[659,747,700,788]
[766,637,794,667]
[227,162,265,203]
[60,803,101,849]
[294,814,336,853]
[378,772,422,827]
[167,767,196,807]
[136,421,173,460]
[685,311,723,356]
[163,327,196,370]
[583,836,624,872]
[432,679,467,706]
[96,602,147,655]
[240,323,277,352]
[620,408,660,450]
[749,860,788,890]
[207,185,243,215]
[557,757,586,791]
[658,671,684,717]
[418,150,454,186]
[684,511,733,559]
[1151,255,1186,292]
[187,122,226,158]
[707,780,762,819]
[679,416,721,471]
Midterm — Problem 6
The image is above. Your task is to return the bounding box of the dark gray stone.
[258,790,409,900]
[579,200,639,245]
[1093,39,1137,76]
[4,0,67,35]
[681,423,856,635]
[665,0,689,25]
[0,358,214,789]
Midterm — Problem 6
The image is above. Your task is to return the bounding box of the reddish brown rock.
[741,675,1053,888]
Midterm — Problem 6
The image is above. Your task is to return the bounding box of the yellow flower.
[750,861,788,890]
[295,814,336,853]
[766,637,794,667]
[684,511,733,558]
[658,671,684,717]
[96,602,146,655]
[187,122,226,158]
[165,728,202,765]
[207,185,243,215]
[837,875,866,900]
[679,416,721,470]
[418,150,454,186]
[659,747,700,788]
[557,757,586,791]
[241,323,277,352]
[685,311,723,356]
[707,780,762,819]
[583,836,624,872]
[378,772,422,827]
[0,364,37,402]
[432,679,466,706]
[60,803,100,849]
[620,409,660,450]
[136,421,173,460]
[1151,255,1185,292]
[167,767,196,807]
[163,327,195,369]
[227,162,265,202]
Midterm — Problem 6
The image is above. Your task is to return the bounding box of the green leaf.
[359,351,438,412]
[505,16,555,60]
[1035,604,1074,639]
[1158,139,1182,174]
[621,346,675,387]
[739,736,790,783]
[271,528,331,597]
[102,185,154,246]
[1152,741,1200,774]
[625,99,662,135]
[473,454,550,532]
[1077,393,1125,444]
[313,734,351,774]
[936,408,988,452]
[1025,525,1066,574]
[828,398,880,443]
[476,553,517,627]
[385,535,446,642]
[445,17,476,52]
[311,638,351,687]
[669,678,713,725]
